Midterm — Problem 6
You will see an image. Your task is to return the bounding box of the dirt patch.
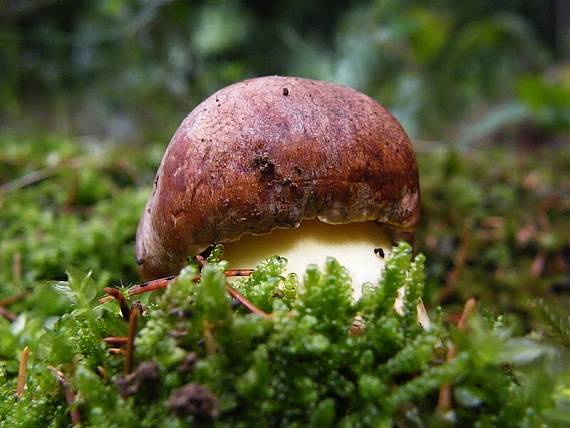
[168,383,219,418]
[115,361,160,398]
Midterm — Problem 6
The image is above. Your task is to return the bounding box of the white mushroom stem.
[224,219,430,329]
[223,220,390,301]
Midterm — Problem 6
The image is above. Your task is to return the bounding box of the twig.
[0,155,89,194]
[103,287,130,321]
[103,336,128,346]
[457,298,477,331]
[0,168,57,193]
[99,275,179,304]
[49,366,81,426]
[0,292,30,307]
[124,303,141,374]
[98,268,254,305]
[224,283,272,320]
[16,346,30,399]
[224,269,255,277]
[124,275,180,297]
[0,306,18,322]
[438,298,477,413]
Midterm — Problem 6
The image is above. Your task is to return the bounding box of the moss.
[0,137,569,426]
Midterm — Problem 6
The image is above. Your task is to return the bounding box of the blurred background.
[0,1,569,330]
[1,0,569,144]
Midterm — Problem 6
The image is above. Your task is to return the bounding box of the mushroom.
[136,76,420,299]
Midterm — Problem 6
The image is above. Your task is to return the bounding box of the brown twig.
[49,366,81,426]
[224,283,272,320]
[124,275,181,298]
[103,287,130,321]
[98,268,254,305]
[0,306,18,322]
[99,275,179,304]
[437,374,453,413]
[224,269,255,277]
[0,155,90,194]
[0,292,30,307]
[103,336,128,346]
[438,298,477,413]
[16,346,30,399]
[0,168,58,193]
[456,298,477,331]
[124,303,141,374]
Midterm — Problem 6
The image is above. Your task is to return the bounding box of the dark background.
[1,0,568,145]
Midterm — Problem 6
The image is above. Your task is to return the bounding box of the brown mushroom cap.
[136,76,420,279]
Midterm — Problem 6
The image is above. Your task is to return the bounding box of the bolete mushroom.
[136,76,419,299]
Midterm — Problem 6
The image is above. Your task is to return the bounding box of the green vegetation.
[0,137,568,426]
[2,1,567,142]
[417,147,570,331]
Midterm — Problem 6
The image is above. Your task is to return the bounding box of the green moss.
[0,137,569,426]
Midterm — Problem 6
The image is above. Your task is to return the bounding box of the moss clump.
[0,136,569,426]
[0,244,569,426]
[417,147,570,330]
